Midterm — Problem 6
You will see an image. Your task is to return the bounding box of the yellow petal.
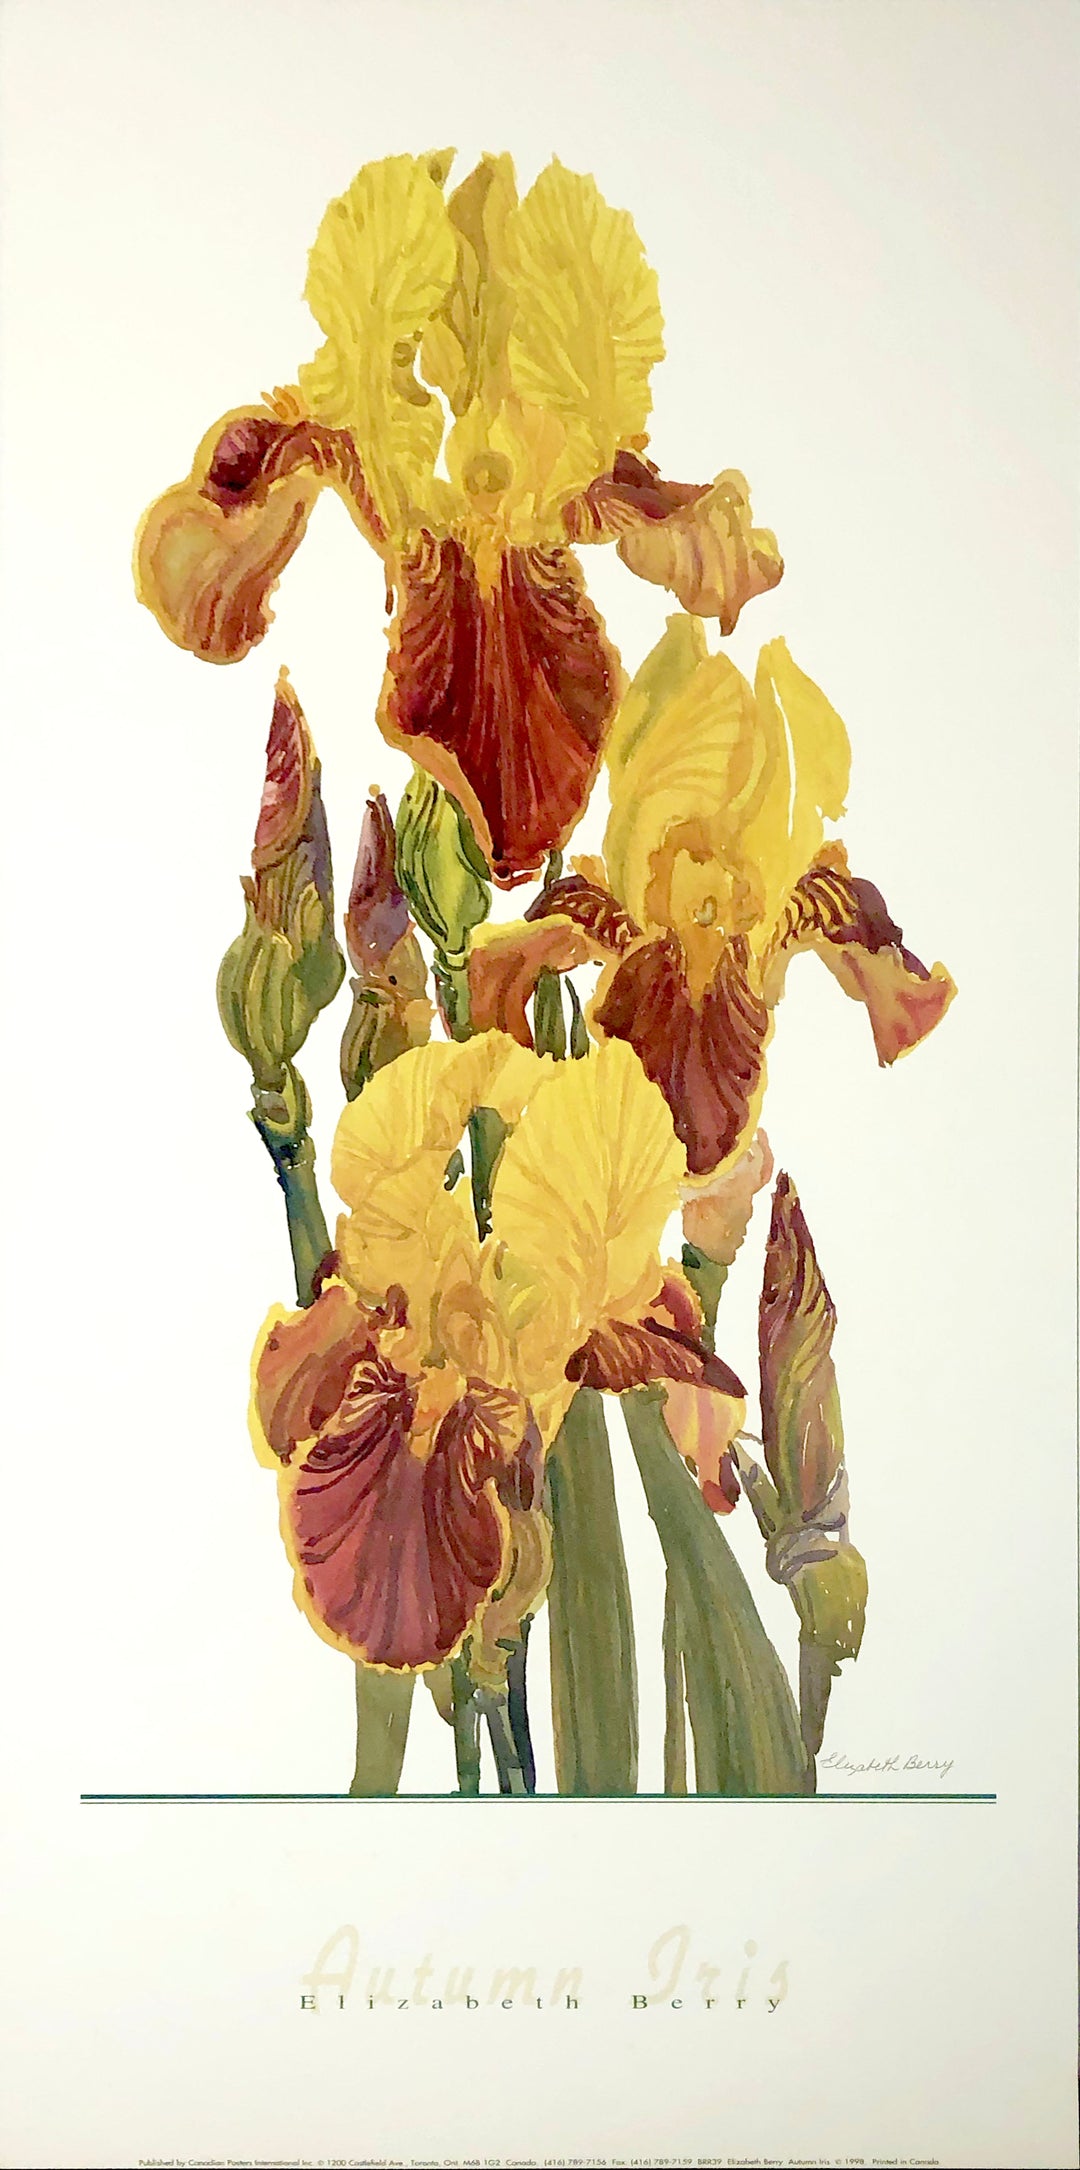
[681,1129,774,1262]
[603,617,762,933]
[504,160,664,506]
[606,609,708,781]
[492,1038,685,1362]
[336,1156,475,1318]
[740,640,852,933]
[299,152,458,535]
[332,1032,545,1205]
[420,153,519,420]
[331,1033,549,1313]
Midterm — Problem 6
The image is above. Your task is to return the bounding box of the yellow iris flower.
[471,614,956,1179]
[135,151,781,885]
[249,1033,743,1671]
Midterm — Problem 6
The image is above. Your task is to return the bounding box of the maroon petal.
[568,1312,744,1397]
[776,852,955,1066]
[525,871,642,954]
[344,789,412,973]
[595,934,769,1177]
[379,535,621,885]
[284,1372,526,1670]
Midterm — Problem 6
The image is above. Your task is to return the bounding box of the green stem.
[477,1691,529,1794]
[251,1073,331,1308]
[506,1617,537,1793]
[450,1655,482,1795]
[547,1389,638,1795]
[434,956,473,1041]
[350,1667,415,1796]
[680,1241,728,1354]
[662,1580,688,1795]
[624,1388,809,1795]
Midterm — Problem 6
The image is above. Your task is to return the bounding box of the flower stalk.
[250,1069,331,1309]
[450,1655,482,1796]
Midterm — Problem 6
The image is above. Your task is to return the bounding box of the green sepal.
[533,966,567,1059]
[791,1543,868,1764]
[217,887,344,1089]
[468,1105,508,1239]
[566,977,590,1059]
[339,981,422,1101]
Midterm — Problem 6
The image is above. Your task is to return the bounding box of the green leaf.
[662,1581,688,1795]
[623,1387,809,1795]
[349,1665,415,1795]
[547,1389,637,1794]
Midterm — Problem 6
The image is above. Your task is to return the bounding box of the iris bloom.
[135,151,782,884]
[249,1033,744,1671]
[476,614,955,1176]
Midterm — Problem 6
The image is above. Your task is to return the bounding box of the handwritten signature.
[820,1752,955,1783]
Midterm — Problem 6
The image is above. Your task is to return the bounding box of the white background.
[1,3,1076,2165]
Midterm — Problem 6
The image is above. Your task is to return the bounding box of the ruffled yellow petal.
[336,1157,475,1320]
[331,1032,550,1315]
[332,1032,544,1205]
[492,1039,685,1374]
[298,152,458,535]
[503,160,664,508]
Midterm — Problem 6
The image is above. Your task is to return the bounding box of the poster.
[1,2,1076,2165]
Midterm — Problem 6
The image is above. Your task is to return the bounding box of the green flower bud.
[749,1170,868,1763]
[394,766,490,970]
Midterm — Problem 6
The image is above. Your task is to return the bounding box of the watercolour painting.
[2,4,1077,2168]
[132,145,957,1801]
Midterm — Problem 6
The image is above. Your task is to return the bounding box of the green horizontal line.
[80,1791,995,1804]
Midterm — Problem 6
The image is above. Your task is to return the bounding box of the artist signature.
[820,1752,955,1783]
